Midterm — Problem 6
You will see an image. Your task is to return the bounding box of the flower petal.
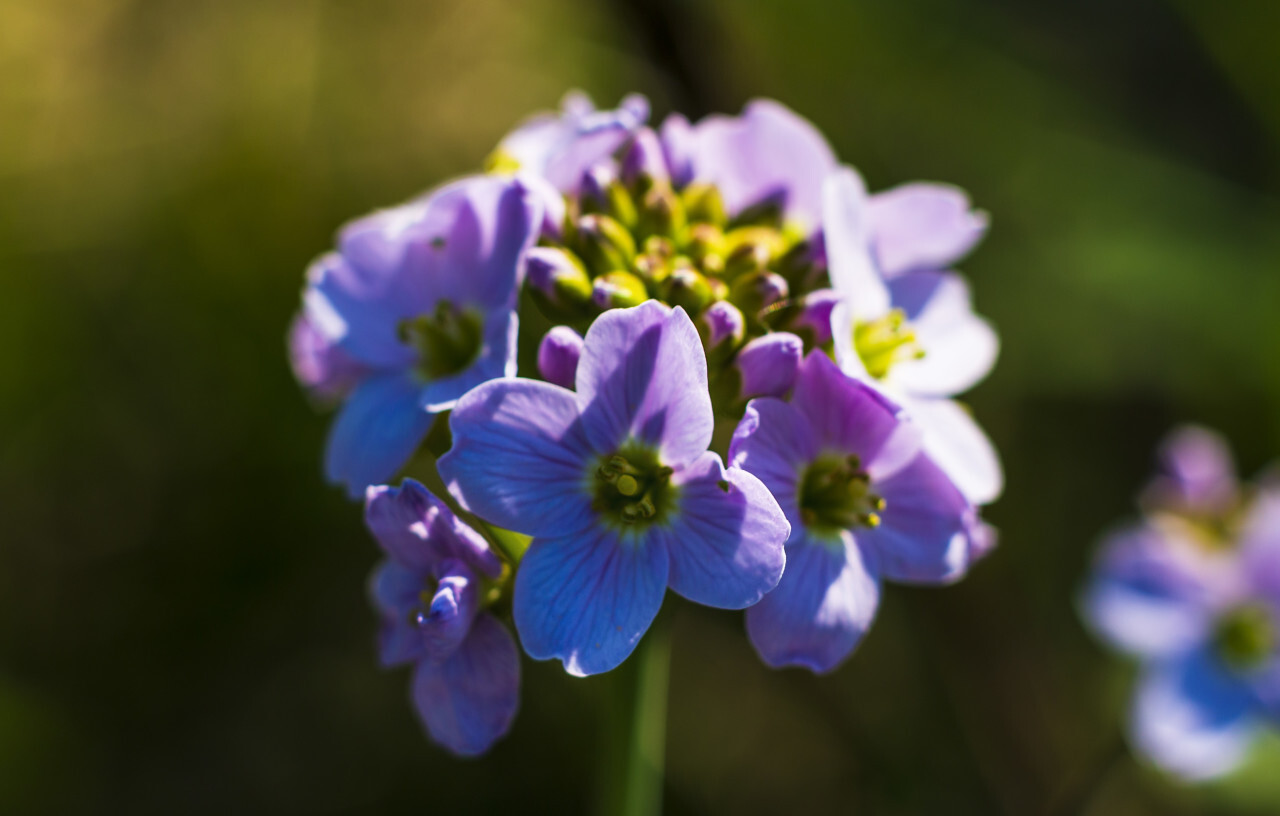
[792,351,922,479]
[1143,425,1239,517]
[746,532,881,674]
[690,99,837,229]
[900,395,1003,504]
[411,613,521,757]
[537,325,585,390]
[1130,648,1259,781]
[728,397,816,525]
[658,452,789,609]
[857,453,972,585]
[513,527,669,676]
[365,479,503,579]
[575,303,713,467]
[823,167,890,321]
[867,182,988,276]
[439,378,595,538]
[887,272,998,397]
[370,560,427,667]
[1081,525,1219,659]
[324,373,434,499]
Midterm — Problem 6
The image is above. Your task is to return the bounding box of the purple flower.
[825,167,1002,504]
[288,312,368,402]
[1081,488,1280,780]
[365,480,520,756]
[438,302,790,676]
[300,175,541,497]
[730,351,982,673]
[867,183,989,277]
[686,99,837,230]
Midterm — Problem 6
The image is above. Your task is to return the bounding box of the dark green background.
[3,0,1279,812]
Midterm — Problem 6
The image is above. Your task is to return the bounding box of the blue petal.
[657,452,788,609]
[728,397,816,525]
[746,532,881,674]
[439,378,596,538]
[1130,648,1260,781]
[325,373,434,499]
[856,453,972,585]
[419,560,480,662]
[411,614,521,757]
[1080,525,1215,659]
[513,526,669,677]
[365,480,504,579]
[370,560,427,667]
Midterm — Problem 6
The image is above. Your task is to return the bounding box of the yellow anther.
[616,475,640,496]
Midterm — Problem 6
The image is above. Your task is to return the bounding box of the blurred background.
[3,0,1280,812]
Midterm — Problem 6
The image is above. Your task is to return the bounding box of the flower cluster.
[290,92,1002,755]
[1082,426,1280,780]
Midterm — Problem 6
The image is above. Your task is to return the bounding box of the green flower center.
[399,300,484,381]
[798,453,886,537]
[854,309,925,380]
[1215,604,1275,671]
[593,443,675,528]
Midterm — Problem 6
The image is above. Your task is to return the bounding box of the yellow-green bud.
[592,271,649,310]
[575,214,636,276]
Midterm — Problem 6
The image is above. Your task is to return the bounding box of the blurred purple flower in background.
[294,176,541,497]
[365,479,520,757]
[1082,426,1280,780]
[731,351,984,672]
[440,303,789,676]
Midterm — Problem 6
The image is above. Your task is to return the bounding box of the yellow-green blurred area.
[2,0,1280,812]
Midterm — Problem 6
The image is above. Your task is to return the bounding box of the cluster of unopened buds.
[1082,426,1280,780]
[290,92,1002,755]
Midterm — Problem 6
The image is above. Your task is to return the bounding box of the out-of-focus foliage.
[1,0,1277,813]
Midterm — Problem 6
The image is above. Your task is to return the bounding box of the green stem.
[598,620,670,816]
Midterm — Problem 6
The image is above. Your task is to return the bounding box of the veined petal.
[824,167,890,321]
[690,99,837,229]
[728,398,816,525]
[658,453,789,609]
[901,395,1003,504]
[576,303,714,467]
[513,527,669,677]
[324,373,434,499]
[440,379,595,538]
[746,532,881,674]
[887,272,998,397]
[867,182,988,276]
[792,352,921,479]
[419,559,481,662]
[365,480,503,579]
[1130,648,1259,781]
[411,614,521,757]
[857,453,972,585]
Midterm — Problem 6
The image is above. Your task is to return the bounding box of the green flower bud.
[575,214,636,276]
[638,185,687,243]
[525,246,593,318]
[592,271,649,310]
[729,269,789,319]
[660,267,715,315]
[681,183,727,227]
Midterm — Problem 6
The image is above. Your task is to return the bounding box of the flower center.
[853,309,925,380]
[799,453,886,536]
[399,300,484,381]
[593,443,675,527]
[1215,604,1275,671]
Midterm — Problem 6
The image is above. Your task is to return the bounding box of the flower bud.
[792,288,842,345]
[697,300,745,362]
[621,127,670,190]
[685,223,725,274]
[592,271,648,310]
[525,246,592,315]
[537,325,584,390]
[728,269,789,318]
[681,183,726,227]
[735,332,803,399]
[659,267,714,315]
[575,214,636,276]
[638,185,687,242]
